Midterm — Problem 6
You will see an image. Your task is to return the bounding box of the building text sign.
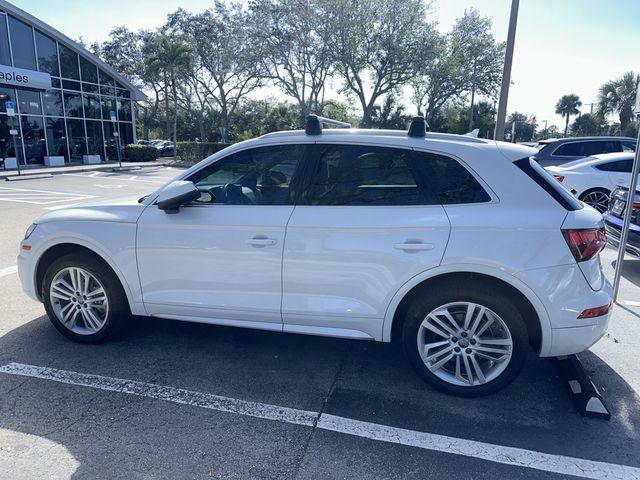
[0,66,52,91]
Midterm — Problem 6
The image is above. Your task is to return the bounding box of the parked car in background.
[603,185,640,257]
[545,152,638,212]
[17,116,613,397]
[533,136,636,167]
[154,140,175,157]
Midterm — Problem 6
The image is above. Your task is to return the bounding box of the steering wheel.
[222,183,254,205]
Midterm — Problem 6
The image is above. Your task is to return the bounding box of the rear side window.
[514,157,582,211]
[301,144,490,206]
[594,160,633,172]
[553,141,621,157]
[622,141,636,152]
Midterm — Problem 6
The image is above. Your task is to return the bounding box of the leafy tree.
[319,99,360,126]
[248,0,334,120]
[170,3,265,142]
[555,94,582,137]
[370,95,411,130]
[570,113,605,137]
[412,9,503,128]
[447,101,496,137]
[504,112,535,143]
[597,71,639,136]
[145,35,193,155]
[322,0,438,127]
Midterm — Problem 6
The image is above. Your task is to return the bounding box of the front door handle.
[246,236,277,247]
[394,242,435,252]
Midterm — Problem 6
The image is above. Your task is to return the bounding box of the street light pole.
[493,0,520,140]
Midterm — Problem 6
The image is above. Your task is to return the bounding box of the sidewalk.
[0,159,182,181]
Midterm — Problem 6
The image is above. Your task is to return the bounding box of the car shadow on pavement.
[610,257,640,289]
[1,315,639,479]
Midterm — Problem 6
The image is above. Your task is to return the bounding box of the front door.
[136,143,308,331]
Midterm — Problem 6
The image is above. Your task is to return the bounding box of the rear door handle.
[394,242,434,251]
[246,236,277,247]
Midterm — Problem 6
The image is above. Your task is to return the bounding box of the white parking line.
[624,301,640,307]
[0,266,17,277]
[0,186,95,205]
[62,173,167,184]
[1,362,637,480]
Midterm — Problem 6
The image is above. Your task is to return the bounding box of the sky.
[7,0,640,130]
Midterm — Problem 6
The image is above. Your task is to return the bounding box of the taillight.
[577,302,612,319]
[562,228,606,262]
[553,175,565,182]
[633,201,640,210]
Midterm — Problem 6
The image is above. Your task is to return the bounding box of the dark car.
[533,136,636,167]
[155,140,175,157]
[603,185,640,257]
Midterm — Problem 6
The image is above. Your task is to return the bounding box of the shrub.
[126,144,159,162]
[176,142,233,165]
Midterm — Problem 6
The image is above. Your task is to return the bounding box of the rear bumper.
[603,214,640,257]
[544,316,610,357]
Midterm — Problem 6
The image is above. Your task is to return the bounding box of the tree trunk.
[171,69,178,160]
[564,115,569,137]
[164,73,171,140]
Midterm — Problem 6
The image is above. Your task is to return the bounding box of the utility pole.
[493,0,520,140]
[542,119,548,139]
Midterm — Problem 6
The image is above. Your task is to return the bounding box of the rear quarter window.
[514,157,583,211]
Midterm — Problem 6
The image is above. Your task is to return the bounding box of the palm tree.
[555,94,582,137]
[145,35,193,158]
[597,71,639,135]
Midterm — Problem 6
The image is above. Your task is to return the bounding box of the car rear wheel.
[403,281,529,397]
[42,254,129,343]
[579,188,610,213]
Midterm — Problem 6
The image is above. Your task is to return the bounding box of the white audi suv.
[17,116,612,396]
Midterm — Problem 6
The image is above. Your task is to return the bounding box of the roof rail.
[306,114,352,135]
[408,116,430,138]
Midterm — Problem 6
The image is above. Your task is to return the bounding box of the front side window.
[301,144,490,206]
[622,141,636,152]
[188,144,306,206]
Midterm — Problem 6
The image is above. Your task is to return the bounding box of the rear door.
[281,143,469,340]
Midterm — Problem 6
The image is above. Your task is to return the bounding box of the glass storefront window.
[117,99,131,121]
[66,118,86,161]
[58,44,79,79]
[101,96,116,120]
[51,77,61,88]
[42,89,63,116]
[45,117,68,160]
[85,120,103,157]
[0,14,11,66]
[116,88,130,99]
[1,115,25,165]
[63,92,83,117]
[80,56,98,84]
[102,120,118,161]
[62,79,81,91]
[82,82,99,94]
[0,86,17,113]
[35,30,59,76]
[17,90,42,115]
[118,122,133,147]
[8,16,36,70]
[83,94,100,119]
[98,69,115,86]
[21,115,46,164]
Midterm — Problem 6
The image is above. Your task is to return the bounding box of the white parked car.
[18,116,612,397]
[545,152,637,212]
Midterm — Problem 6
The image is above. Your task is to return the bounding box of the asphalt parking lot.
[1,166,640,480]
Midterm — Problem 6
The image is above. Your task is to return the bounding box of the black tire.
[42,253,130,343]
[402,280,529,397]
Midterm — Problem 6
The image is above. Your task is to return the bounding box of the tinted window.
[0,14,11,66]
[302,145,489,206]
[83,94,101,119]
[42,89,63,116]
[21,115,46,163]
[79,56,98,83]
[0,86,16,113]
[35,30,59,76]
[188,145,306,206]
[595,160,633,172]
[63,91,83,117]
[58,44,79,79]
[8,16,36,70]
[17,89,41,115]
[622,141,636,152]
[553,141,622,157]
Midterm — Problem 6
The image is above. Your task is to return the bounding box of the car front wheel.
[42,254,129,343]
[403,282,528,397]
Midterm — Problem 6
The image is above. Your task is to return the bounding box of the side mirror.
[156,180,200,213]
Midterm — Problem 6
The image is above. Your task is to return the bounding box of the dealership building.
[0,0,145,168]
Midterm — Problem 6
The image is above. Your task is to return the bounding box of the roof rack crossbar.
[306,114,351,135]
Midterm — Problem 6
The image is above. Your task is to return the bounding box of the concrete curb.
[0,161,175,181]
